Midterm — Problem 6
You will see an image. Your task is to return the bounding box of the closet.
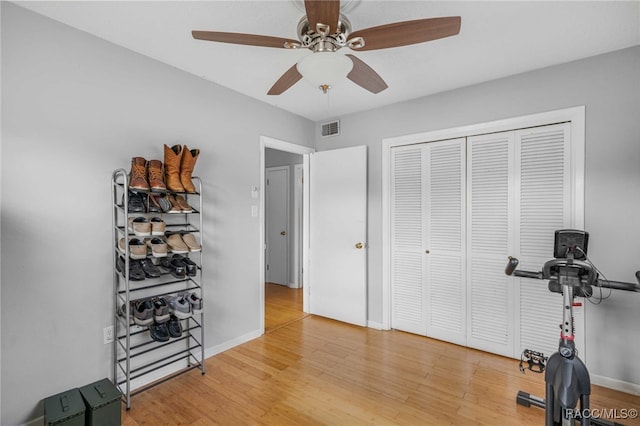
[390,122,583,359]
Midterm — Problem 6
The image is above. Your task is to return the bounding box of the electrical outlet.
[103,325,114,344]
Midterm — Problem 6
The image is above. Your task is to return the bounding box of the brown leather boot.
[180,145,200,193]
[147,159,166,192]
[164,144,185,192]
[129,157,149,191]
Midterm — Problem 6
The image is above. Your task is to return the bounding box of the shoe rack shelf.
[111,168,205,410]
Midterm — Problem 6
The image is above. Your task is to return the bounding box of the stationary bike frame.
[505,233,640,426]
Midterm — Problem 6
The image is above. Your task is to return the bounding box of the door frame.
[265,165,290,286]
[381,106,586,331]
[293,163,304,288]
[259,136,314,334]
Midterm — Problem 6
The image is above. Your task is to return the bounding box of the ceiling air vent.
[321,120,340,138]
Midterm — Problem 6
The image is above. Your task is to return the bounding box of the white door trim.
[293,164,304,288]
[259,136,314,334]
[381,106,586,331]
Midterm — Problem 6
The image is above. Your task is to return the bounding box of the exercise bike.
[504,229,640,426]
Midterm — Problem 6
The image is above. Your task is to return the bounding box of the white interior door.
[309,146,367,327]
[266,166,289,285]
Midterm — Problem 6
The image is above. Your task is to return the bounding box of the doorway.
[260,137,314,333]
[264,152,304,331]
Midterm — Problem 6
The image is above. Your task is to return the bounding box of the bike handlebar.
[505,256,640,292]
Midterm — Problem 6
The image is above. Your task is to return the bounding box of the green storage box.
[78,378,121,426]
[44,388,85,426]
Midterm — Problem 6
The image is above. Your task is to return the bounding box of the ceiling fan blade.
[267,64,303,95]
[192,31,299,49]
[348,17,461,51]
[304,0,341,34]
[346,55,388,94]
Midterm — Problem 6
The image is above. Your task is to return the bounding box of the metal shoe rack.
[111,168,205,409]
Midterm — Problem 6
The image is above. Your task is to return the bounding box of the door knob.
[280,231,286,236]
[355,242,364,249]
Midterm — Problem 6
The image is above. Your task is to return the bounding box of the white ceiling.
[15,1,640,121]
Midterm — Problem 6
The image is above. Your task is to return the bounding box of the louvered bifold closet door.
[390,146,426,334]
[514,123,584,358]
[390,139,466,341]
[424,139,466,345]
[466,132,515,357]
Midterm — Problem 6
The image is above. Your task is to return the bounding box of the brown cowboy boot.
[164,144,185,192]
[129,157,149,191]
[147,159,166,192]
[180,145,200,193]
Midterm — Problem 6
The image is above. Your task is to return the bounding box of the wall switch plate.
[103,325,114,344]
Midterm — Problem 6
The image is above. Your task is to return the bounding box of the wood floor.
[121,289,640,425]
[264,283,306,333]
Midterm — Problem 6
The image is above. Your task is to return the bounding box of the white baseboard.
[367,320,384,330]
[23,416,42,426]
[592,374,640,395]
[204,329,262,359]
[287,282,300,289]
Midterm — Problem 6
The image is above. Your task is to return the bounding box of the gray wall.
[316,46,640,388]
[0,4,313,425]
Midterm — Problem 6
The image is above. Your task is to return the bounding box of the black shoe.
[171,254,197,277]
[116,256,145,281]
[159,257,186,279]
[167,315,182,338]
[149,322,170,342]
[139,258,161,278]
[153,297,170,323]
[128,191,146,213]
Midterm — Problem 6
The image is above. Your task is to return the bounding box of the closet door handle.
[280,231,286,236]
[425,250,430,254]
[355,242,364,249]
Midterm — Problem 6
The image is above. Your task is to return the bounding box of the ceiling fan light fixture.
[296,52,353,92]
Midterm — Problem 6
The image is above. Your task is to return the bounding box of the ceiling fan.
[192,0,461,95]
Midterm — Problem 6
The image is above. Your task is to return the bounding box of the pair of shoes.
[165,194,193,213]
[127,217,166,237]
[166,293,191,319]
[119,299,154,326]
[169,292,202,317]
[118,238,147,259]
[133,217,166,236]
[116,255,145,281]
[127,191,172,214]
[159,255,187,279]
[164,144,200,193]
[116,252,161,278]
[166,233,201,253]
[171,254,198,276]
[129,217,165,235]
[149,314,182,342]
[129,157,167,192]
